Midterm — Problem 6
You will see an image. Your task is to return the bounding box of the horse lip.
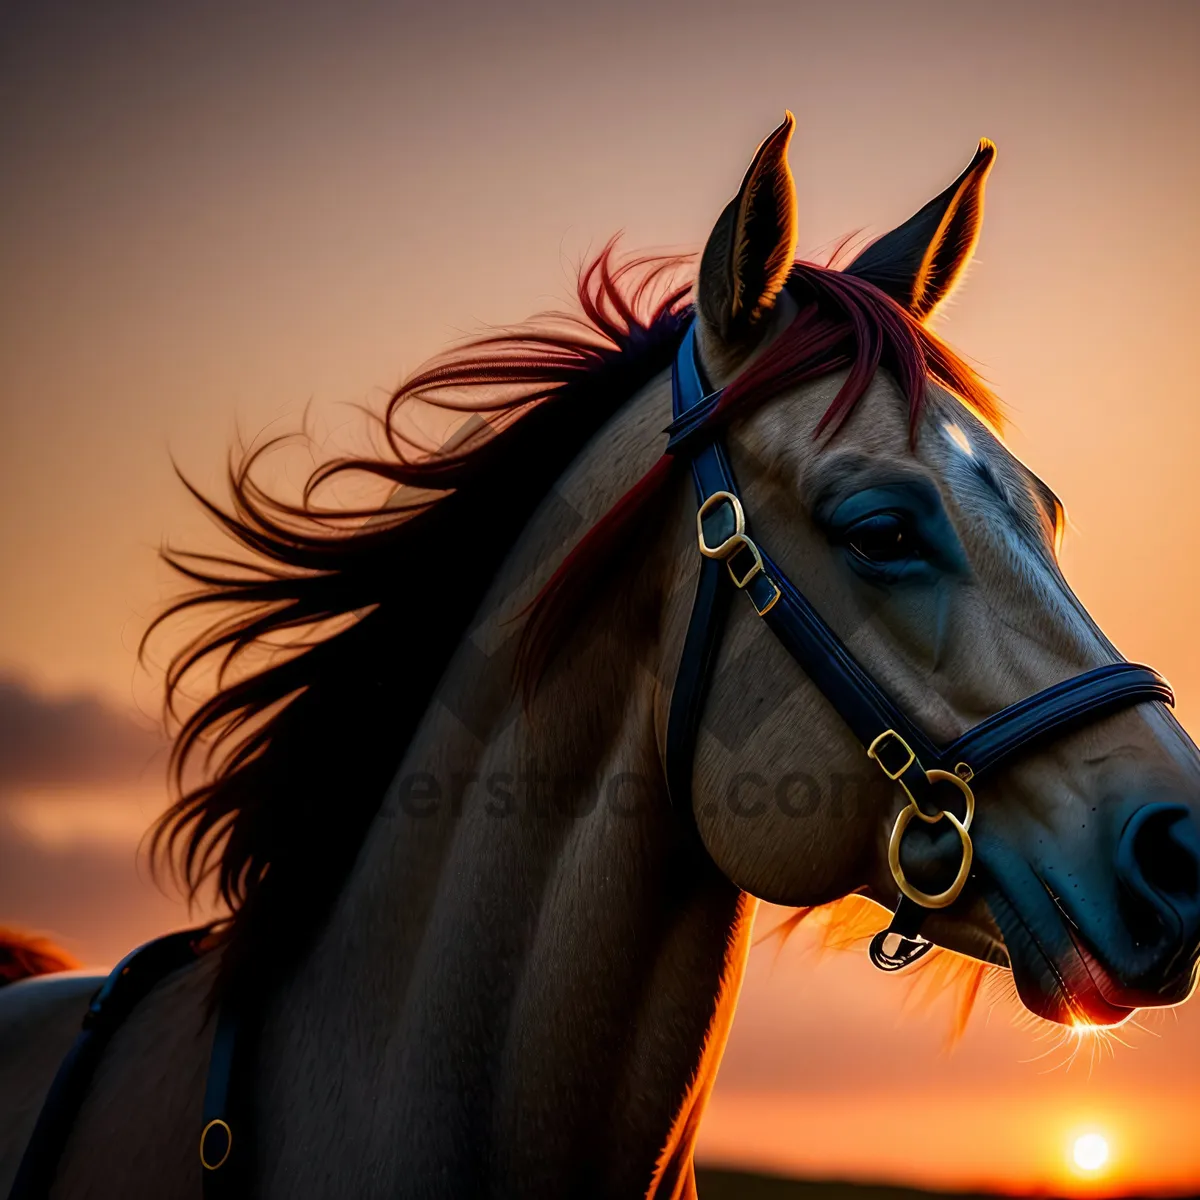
[1067,929,1140,1012]
[1043,875,1200,1012]
[1067,918,1200,1012]
[976,859,1138,1027]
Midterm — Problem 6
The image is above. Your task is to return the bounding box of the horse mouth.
[982,873,1145,1027]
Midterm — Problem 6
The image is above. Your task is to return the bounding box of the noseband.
[664,320,1175,970]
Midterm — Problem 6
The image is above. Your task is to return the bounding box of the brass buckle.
[724,533,764,588]
[866,729,916,781]
[696,493,779,615]
[697,491,745,559]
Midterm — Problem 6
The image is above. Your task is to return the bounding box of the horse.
[3,112,1199,1199]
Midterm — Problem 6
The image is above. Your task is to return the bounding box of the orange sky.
[2,1,1200,1194]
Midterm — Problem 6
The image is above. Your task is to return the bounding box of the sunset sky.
[2,1,1200,1194]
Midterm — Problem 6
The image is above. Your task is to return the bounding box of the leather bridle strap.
[6,930,207,1200]
[5,926,248,1200]
[664,319,1174,968]
[940,663,1174,777]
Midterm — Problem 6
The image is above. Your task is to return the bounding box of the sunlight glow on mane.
[763,897,995,1048]
[763,898,1164,1061]
[143,241,693,999]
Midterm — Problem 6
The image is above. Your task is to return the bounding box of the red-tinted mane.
[147,244,997,1001]
[519,263,999,689]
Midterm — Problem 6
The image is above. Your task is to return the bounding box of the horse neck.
[263,370,757,1199]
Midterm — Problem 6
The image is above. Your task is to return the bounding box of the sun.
[1073,1133,1110,1172]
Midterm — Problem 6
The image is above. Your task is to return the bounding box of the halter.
[664,320,1174,970]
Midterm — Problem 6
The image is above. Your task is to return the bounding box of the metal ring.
[200,1118,233,1171]
[914,768,975,829]
[866,729,917,781]
[888,803,974,909]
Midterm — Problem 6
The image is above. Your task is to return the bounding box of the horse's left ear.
[697,111,799,344]
[846,139,996,322]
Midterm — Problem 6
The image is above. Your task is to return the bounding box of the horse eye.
[844,513,921,564]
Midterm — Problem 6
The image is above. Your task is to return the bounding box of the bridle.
[663,318,1175,970]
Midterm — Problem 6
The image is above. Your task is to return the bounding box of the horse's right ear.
[697,112,799,346]
[845,139,996,322]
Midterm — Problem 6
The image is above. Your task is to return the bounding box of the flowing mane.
[147,243,693,996]
[147,242,999,1000]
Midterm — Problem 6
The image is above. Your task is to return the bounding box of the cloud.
[0,679,196,966]
[0,676,167,790]
[0,811,208,966]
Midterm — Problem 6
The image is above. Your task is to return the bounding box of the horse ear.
[697,112,799,344]
[845,139,996,322]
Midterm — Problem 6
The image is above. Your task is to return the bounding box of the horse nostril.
[1132,806,1200,899]
[1113,803,1200,989]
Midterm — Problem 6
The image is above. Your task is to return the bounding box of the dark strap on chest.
[199,997,248,1197]
[6,928,247,1200]
[7,930,205,1200]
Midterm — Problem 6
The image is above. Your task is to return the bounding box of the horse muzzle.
[976,799,1200,1026]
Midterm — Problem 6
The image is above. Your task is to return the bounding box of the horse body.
[5,114,1200,1197]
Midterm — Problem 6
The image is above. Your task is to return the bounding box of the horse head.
[679,114,1200,1028]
